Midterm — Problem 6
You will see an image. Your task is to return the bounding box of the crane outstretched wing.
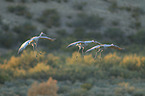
[86,45,101,53]
[83,41,94,44]
[66,41,83,48]
[83,40,101,44]
[18,39,33,54]
[39,36,55,41]
[108,44,124,50]
[94,41,102,45]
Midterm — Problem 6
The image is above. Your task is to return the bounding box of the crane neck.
[39,32,44,36]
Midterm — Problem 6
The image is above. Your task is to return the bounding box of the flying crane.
[86,44,124,58]
[66,40,101,54]
[18,32,55,54]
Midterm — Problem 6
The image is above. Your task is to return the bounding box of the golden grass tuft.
[83,54,95,65]
[103,52,121,64]
[66,52,83,64]
[28,63,49,74]
[120,54,141,70]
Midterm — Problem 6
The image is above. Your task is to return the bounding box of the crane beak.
[52,38,56,41]
[42,32,46,35]
[119,48,125,50]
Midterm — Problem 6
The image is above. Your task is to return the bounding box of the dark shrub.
[7,5,32,18]
[37,9,60,28]
[131,29,145,44]
[72,13,104,30]
[0,69,11,84]
[13,23,37,42]
[0,31,17,48]
[104,28,125,44]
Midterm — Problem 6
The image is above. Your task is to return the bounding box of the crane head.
[94,40,101,45]
[111,44,114,46]
[92,40,95,42]
[39,32,46,36]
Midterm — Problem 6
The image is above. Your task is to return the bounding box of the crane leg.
[76,46,81,59]
[35,43,42,56]
[78,46,81,53]
[82,47,84,55]
[32,44,37,57]
[95,49,101,58]
[99,50,103,60]
[32,44,35,50]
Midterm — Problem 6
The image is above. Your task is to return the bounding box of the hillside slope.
[0,0,145,54]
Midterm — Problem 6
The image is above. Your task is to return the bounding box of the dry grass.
[28,77,58,96]
[1,51,145,80]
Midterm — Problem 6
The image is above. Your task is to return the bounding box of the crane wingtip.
[17,50,21,54]
[51,38,56,41]
[66,46,69,48]
[85,50,90,53]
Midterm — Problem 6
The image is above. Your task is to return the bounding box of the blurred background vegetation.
[0,0,145,96]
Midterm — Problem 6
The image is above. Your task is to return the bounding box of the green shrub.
[85,31,102,40]
[58,85,71,94]
[131,6,144,19]
[39,36,62,50]
[104,27,125,44]
[13,23,37,42]
[38,0,48,2]
[131,29,145,44]
[7,5,32,18]
[81,83,93,90]
[69,88,87,96]
[72,13,104,30]
[135,21,142,29]
[73,27,86,39]
[56,29,67,37]
[32,0,38,2]
[119,6,132,12]
[0,15,2,24]
[111,20,120,26]
[0,31,17,48]
[73,2,87,10]
[25,12,33,19]
[108,1,118,12]
[133,89,145,96]
[5,0,14,2]
[21,0,28,3]
[37,9,60,28]
[0,68,11,84]
[2,24,9,31]
[115,82,135,95]
[63,0,68,3]
[109,66,134,78]
[7,5,26,15]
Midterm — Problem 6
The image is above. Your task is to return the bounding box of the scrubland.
[0,0,145,96]
[0,50,145,96]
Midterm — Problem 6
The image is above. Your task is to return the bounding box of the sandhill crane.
[18,32,55,54]
[66,40,101,54]
[86,44,124,58]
